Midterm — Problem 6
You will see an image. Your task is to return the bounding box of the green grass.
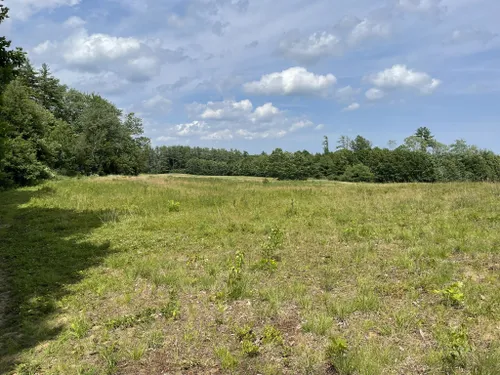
[0,175,499,374]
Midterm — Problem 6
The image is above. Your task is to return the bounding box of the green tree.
[0,1,26,91]
[323,136,330,155]
[1,1,26,185]
[336,135,352,150]
[350,135,372,152]
[341,163,374,182]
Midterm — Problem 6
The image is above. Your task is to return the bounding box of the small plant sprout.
[167,200,181,212]
[434,281,465,306]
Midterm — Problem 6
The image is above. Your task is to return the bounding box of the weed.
[302,313,334,336]
[286,199,297,216]
[127,345,146,361]
[439,325,472,369]
[215,347,238,370]
[262,325,283,345]
[434,281,465,306]
[146,331,164,349]
[256,227,284,271]
[15,363,41,375]
[167,200,181,212]
[241,339,260,357]
[226,251,247,300]
[236,324,256,342]
[161,291,181,320]
[326,337,353,374]
[253,257,278,272]
[105,308,155,330]
[99,343,119,374]
[68,316,91,339]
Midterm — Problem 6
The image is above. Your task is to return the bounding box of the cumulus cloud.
[365,88,385,100]
[172,99,315,140]
[289,120,314,132]
[279,32,342,63]
[64,16,86,28]
[368,64,441,94]
[33,41,57,54]
[30,27,185,82]
[243,67,336,96]
[142,95,172,113]
[347,19,391,45]
[175,121,209,137]
[335,85,361,102]
[7,0,80,20]
[254,103,281,121]
[343,102,361,111]
[193,99,253,120]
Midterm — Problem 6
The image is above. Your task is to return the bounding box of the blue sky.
[3,0,500,153]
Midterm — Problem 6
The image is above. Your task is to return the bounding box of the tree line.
[1,0,499,187]
[143,131,500,182]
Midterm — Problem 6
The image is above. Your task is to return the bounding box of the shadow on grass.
[0,186,113,373]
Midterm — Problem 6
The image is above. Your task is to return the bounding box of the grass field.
[0,175,499,375]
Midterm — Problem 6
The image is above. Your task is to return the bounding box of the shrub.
[340,164,374,182]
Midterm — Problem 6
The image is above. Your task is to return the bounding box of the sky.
[3,0,500,153]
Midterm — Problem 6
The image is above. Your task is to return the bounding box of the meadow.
[0,175,499,375]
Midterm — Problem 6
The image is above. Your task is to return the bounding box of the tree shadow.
[0,186,114,372]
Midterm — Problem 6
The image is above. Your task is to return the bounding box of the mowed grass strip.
[0,175,499,375]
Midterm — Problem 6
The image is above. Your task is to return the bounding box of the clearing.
[0,175,499,374]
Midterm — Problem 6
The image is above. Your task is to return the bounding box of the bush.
[340,164,374,182]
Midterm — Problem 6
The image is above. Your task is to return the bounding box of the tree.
[1,1,26,185]
[404,127,441,153]
[341,164,374,182]
[336,135,352,150]
[36,63,67,118]
[387,140,397,150]
[322,136,330,155]
[350,135,372,152]
[0,1,26,91]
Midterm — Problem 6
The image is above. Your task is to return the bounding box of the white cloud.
[365,88,386,100]
[343,102,360,111]
[32,27,166,82]
[142,95,172,113]
[201,129,234,140]
[33,41,57,54]
[254,103,281,121]
[449,28,497,44]
[7,0,80,20]
[243,67,336,96]
[64,16,86,28]
[197,100,253,120]
[314,124,325,131]
[63,30,141,65]
[279,32,343,63]
[175,121,209,137]
[348,19,391,45]
[368,64,441,94]
[289,120,314,132]
[173,99,315,140]
[335,85,361,102]
[236,129,288,140]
